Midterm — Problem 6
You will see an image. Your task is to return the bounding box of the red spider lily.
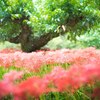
[0,48,100,99]
[0,47,99,70]
[0,80,15,98]
[0,61,100,99]
[13,77,49,99]
[0,71,24,98]
[0,48,21,53]
[43,59,100,92]
[3,70,24,82]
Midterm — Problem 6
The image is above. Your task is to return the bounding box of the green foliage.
[46,27,100,49]
[0,41,20,50]
[45,35,77,49]
[77,28,100,49]
[0,0,100,41]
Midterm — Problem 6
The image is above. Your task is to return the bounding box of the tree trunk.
[8,25,67,52]
[21,31,65,52]
[9,24,67,52]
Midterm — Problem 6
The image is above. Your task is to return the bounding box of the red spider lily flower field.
[0,47,100,100]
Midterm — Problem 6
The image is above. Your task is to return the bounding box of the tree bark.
[21,27,66,52]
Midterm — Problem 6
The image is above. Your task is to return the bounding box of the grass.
[0,63,70,80]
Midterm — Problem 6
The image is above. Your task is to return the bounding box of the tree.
[0,0,100,52]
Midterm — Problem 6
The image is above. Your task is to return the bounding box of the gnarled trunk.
[9,25,66,52]
[21,32,60,52]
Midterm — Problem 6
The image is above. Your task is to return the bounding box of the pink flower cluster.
[0,47,100,99]
[0,71,23,98]
[0,47,99,70]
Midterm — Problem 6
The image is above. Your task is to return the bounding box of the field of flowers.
[0,47,100,100]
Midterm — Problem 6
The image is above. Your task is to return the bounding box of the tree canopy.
[0,0,100,52]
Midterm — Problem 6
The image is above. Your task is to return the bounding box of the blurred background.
[1,29,100,50]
